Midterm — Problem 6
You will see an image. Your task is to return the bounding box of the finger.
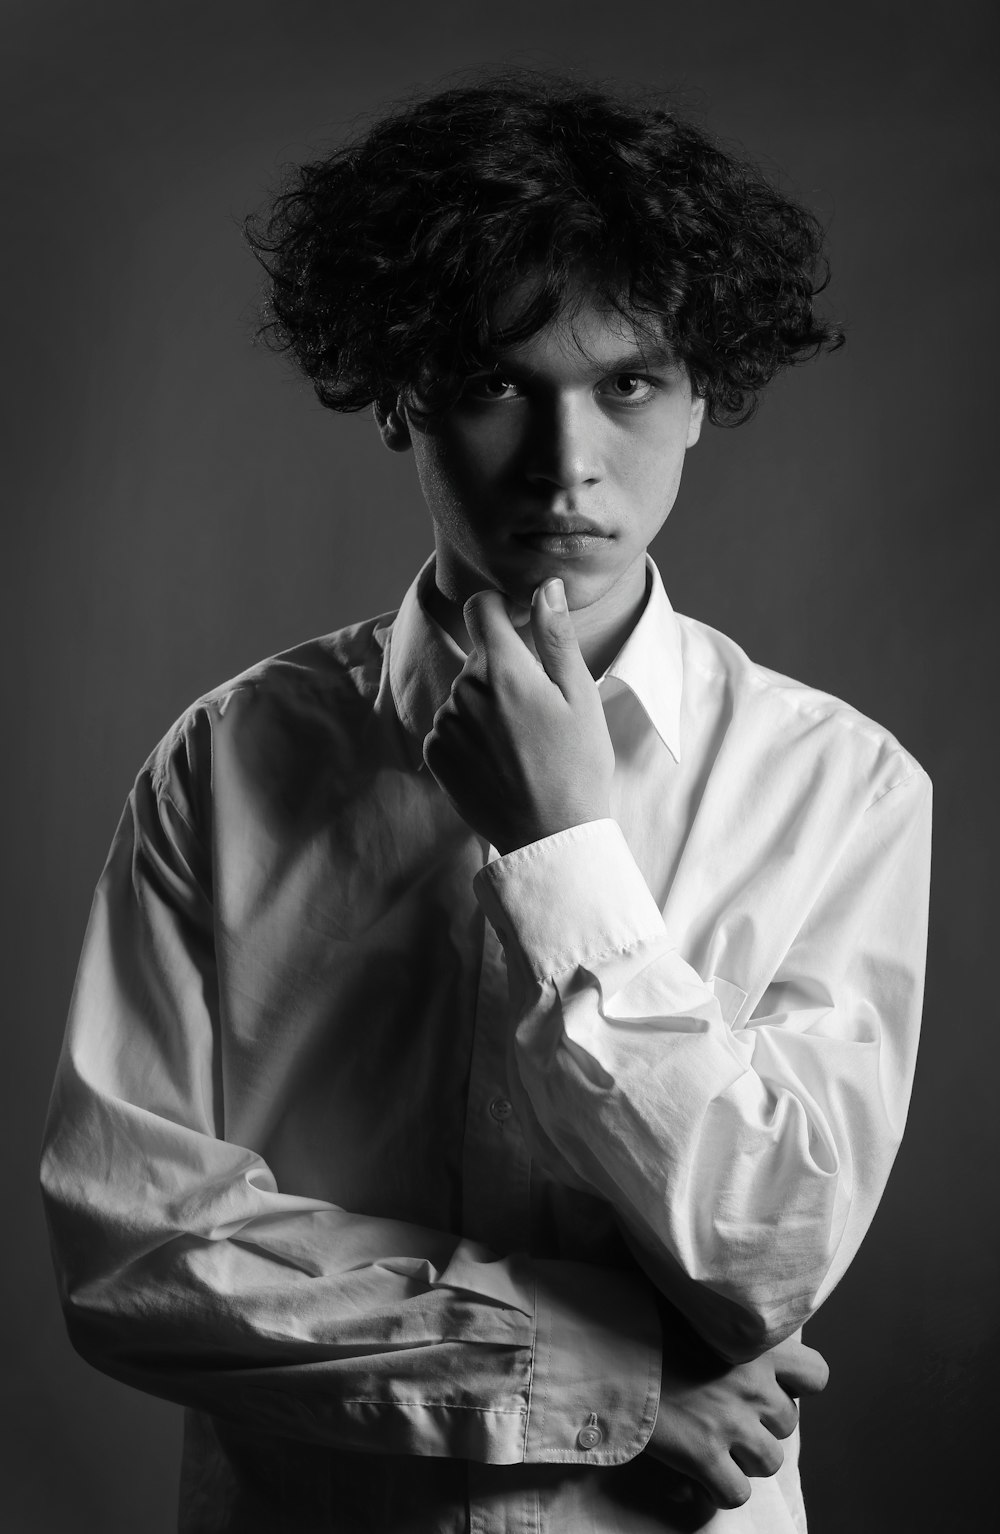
[731,1427,784,1479]
[662,1475,698,1504]
[528,578,592,697]
[693,1453,752,1511]
[463,590,528,664]
[773,1342,829,1398]
[760,1391,799,1441]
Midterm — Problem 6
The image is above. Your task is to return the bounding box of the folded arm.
[473,772,932,1360]
[40,769,660,1465]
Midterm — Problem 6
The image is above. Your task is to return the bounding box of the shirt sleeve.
[40,763,660,1466]
[473,772,932,1362]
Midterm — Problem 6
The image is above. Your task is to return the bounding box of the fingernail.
[543,578,567,612]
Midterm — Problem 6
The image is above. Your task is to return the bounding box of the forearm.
[42,1078,660,1461]
[475,780,930,1359]
[42,762,665,1463]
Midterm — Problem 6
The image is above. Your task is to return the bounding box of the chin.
[512,569,614,614]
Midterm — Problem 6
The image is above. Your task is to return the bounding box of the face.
[379,283,705,644]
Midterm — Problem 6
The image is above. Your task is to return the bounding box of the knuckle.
[460,656,488,686]
[718,1478,751,1510]
[774,1402,799,1440]
[705,1453,749,1509]
[732,1434,783,1481]
[761,1439,784,1475]
[796,1366,828,1397]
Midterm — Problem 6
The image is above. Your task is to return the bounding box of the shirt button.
[489,1096,513,1123]
[577,1422,604,1451]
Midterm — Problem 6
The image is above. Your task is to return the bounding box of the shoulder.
[675,612,930,809]
[143,605,399,814]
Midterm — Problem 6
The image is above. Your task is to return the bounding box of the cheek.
[412,447,493,561]
[616,431,689,517]
[418,426,506,504]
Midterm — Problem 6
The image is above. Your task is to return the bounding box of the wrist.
[494,807,611,855]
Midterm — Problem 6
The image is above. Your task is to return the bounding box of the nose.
[522,392,602,496]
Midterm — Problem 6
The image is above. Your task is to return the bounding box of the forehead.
[489,279,677,377]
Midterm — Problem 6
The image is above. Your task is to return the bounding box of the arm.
[42,715,828,1508]
[426,583,931,1361]
[473,772,930,1360]
[40,760,661,1464]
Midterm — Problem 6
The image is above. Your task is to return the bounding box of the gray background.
[3,0,997,1528]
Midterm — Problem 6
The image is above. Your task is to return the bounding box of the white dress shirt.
[41,552,931,1533]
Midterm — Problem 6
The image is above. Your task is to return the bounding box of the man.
[41,74,931,1532]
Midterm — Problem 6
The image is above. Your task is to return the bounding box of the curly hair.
[245,71,843,426]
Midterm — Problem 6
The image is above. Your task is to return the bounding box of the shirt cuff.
[475,818,705,989]
[474,820,667,982]
[525,1259,661,1465]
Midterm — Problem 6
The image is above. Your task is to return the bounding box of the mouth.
[511,520,613,557]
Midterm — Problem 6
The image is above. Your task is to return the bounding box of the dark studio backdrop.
[3,0,997,1528]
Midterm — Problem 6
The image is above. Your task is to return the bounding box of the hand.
[646,1330,829,1512]
[423,579,615,853]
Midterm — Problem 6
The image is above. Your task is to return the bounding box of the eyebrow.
[481,346,679,378]
[598,349,678,374]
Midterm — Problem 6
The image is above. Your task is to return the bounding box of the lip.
[512,526,612,557]
[515,516,607,535]
[512,519,612,558]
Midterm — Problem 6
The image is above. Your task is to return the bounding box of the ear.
[373,395,413,453]
[686,392,706,448]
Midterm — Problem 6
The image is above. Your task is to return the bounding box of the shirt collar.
[388,552,682,771]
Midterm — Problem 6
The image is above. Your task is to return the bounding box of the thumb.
[530,578,590,695]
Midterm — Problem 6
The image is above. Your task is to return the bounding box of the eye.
[464,371,518,401]
[601,373,658,404]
